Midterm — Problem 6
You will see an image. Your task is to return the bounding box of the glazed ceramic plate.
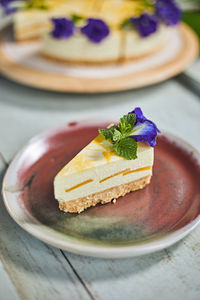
[2,121,200,258]
[0,24,199,93]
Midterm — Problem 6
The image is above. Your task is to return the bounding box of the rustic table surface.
[0,16,200,300]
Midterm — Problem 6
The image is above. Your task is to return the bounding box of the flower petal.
[130,13,158,38]
[155,0,182,26]
[0,0,18,14]
[129,107,146,123]
[51,18,75,39]
[81,18,110,43]
[130,120,158,147]
[129,107,160,133]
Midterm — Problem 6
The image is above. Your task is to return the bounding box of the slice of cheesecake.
[54,108,159,213]
[54,135,153,213]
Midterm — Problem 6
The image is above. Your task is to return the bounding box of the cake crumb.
[112,199,116,204]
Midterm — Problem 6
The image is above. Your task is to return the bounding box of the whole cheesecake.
[9,0,182,65]
[54,108,160,213]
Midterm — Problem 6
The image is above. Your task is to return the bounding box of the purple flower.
[51,18,75,39]
[155,0,181,26]
[81,18,110,43]
[130,13,158,37]
[0,0,18,14]
[129,107,160,147]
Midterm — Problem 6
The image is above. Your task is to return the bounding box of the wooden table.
[0,72,200,300]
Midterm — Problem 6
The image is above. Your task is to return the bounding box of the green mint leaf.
[119,117,126,134]
[24,0,47,9]
[98,128,113,140]
[98,125,118,140]
[120,18,133,30]
[99,115,138,160]
[123,113,136,128]
[142,0,154,9]
[113,129,122,142]
[114,137,138,160]
[71,14,84,24]
[119,113,136,136]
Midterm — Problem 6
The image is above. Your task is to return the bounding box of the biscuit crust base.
[58,175,151,214]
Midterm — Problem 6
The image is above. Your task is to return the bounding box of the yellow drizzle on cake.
[123,166,152,176]
[99,169,130,183]
[65,179,93,192]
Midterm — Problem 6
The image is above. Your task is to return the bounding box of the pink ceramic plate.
[2,121,200,258]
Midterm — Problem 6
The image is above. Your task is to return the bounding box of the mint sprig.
[98,125,118,140]
[71,14,84,24]
[120,18,133,30]
[98,113,138,160]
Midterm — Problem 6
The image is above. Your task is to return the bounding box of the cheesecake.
[13,0,88,41]
[8,0,182,65]
[40,0,181,65]
[54,108,160,213]
[42,25,169,64]
[14,9,51,41]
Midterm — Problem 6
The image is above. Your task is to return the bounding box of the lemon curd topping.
[102,151,113,162]
[23,0,155,29]
[58,133,154,178]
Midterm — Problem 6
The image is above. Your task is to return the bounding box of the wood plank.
[65,228,200,300]
[0,159,91,300]
[0,155,20,300]
[0,260,20,300]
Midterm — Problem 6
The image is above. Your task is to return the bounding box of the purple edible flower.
[51,18,75,39]
[129,107,160,147]
[130,13,158,37]
[81,18,110,43]
[0,0,18,14]
[155,0,181,26]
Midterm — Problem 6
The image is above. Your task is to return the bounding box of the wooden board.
[0,24,199,93]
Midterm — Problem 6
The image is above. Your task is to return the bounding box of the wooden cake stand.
[0,23,199,93]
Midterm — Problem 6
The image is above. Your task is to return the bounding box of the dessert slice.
[13,0,89,41]
[54,108,160,213]
[14,10,51,41]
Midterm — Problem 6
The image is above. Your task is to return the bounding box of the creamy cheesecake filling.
[99,166,152,183]
[41,26,169,63]
[42,31,121,62]
[54,161,153,202]
[99,168,130,183]
[64,166,152,193]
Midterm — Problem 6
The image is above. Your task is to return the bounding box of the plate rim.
[2,122,200,258]
[0,23,199,93]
